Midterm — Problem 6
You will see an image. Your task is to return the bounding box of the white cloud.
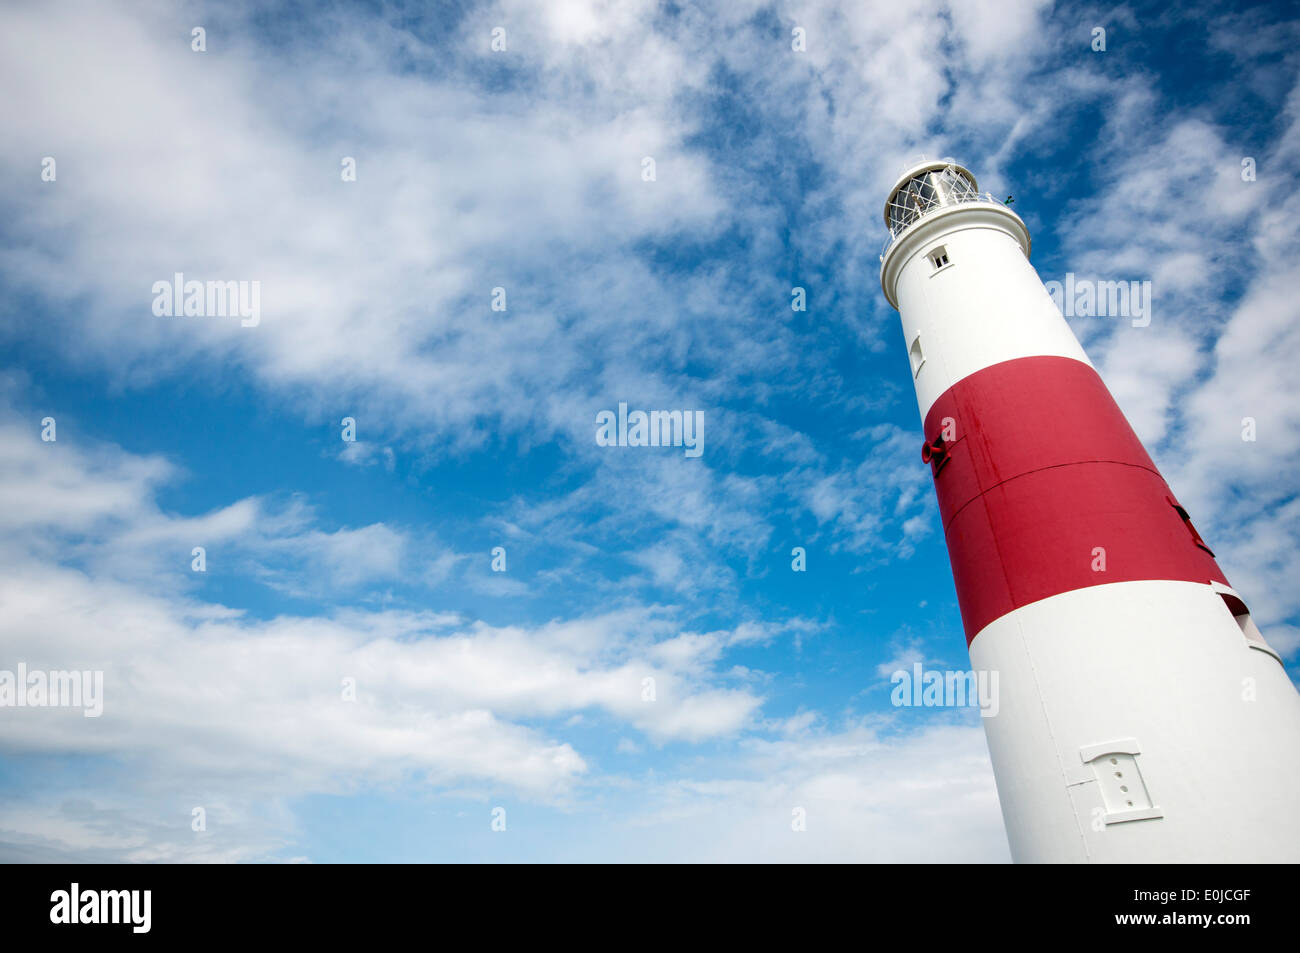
[0,413,774,823]
[598,718,1007,863]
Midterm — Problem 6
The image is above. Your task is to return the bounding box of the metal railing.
[879,189,1004,263]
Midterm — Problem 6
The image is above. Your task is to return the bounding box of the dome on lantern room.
[882,159,981,237]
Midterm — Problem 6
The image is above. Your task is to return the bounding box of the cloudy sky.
[0,0,1296,862]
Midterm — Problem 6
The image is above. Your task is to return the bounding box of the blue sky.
[0,0,1297,862]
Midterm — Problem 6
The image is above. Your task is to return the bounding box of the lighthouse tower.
[880,159,1300,863]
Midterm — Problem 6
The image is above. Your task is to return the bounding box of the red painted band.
[922,356,1229,645]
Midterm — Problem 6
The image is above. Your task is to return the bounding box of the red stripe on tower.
[921,355,1229,644]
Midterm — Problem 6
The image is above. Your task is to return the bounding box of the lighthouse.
[879,159,1300,863]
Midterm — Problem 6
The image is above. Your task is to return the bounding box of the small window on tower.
[1210,582,1282,663]
[928,246,950,270]
[909,333,925,377]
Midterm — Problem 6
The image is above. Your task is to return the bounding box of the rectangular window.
[928,246,950,270]
[1211,582,1282,663]
[908,333,925,377]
